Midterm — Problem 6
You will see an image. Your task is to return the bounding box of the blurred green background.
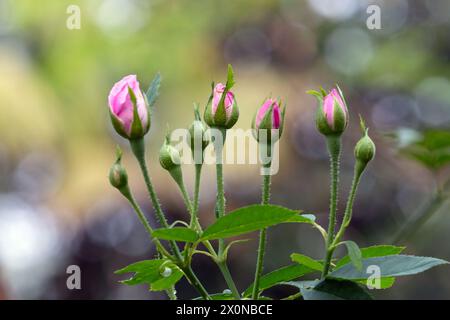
[0,0,449,299]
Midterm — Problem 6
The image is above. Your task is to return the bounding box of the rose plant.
[107,66,448,300]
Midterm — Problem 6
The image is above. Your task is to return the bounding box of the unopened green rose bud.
[109,147,128,190]
[355,132,376,164]
[189,105,210,154]
[159,134,186,191]
[159,136,181,172]
[354,116,376,166]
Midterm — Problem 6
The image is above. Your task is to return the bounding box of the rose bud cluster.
[108,75,150,140]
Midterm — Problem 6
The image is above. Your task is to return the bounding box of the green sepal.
[208,65,239,129]
[128,86,149,140]
[331,97,348,134]
[159,135,181,172]
[315,101,335,136]
[306,90,324,99]
[109,108,129,139]
[225,64,235,90]
[224,98,239,129]
[146,72,161,107]
[203,82,215,127]
[280,101,287,137]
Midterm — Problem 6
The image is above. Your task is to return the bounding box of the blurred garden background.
[0,0,449,299]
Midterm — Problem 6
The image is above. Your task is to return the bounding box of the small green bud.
[109,147,128,190]
[159,135,181,172]
[354,116,376,165]
[189,105,210,152]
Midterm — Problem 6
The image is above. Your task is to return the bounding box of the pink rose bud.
[255,98,281,130]
[308,86,348,136]
[204,65,239,129]
[108,75,150,139]
[212,83,235,119]
[252,98,285,143]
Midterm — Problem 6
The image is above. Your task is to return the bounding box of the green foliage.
[242,264,314,297]
[115,260,183,291]
[356,277,396,289]
[290,253,323,271]
[330,255,448,280]
[194,293,235,300]
[335,245,405,269]
[153,227,199,242]
[340,241,362,271]
[391,128,450,170]
[200,205,312,241]
[288,279,373,300]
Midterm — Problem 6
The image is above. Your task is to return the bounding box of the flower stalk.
[129,138,210,300]
[252,164,272,300]
[321,135,342,278]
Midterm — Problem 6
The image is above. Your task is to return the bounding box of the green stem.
[211,128,240,299]
[130,139,170,229]
[118,185,172,259]
[176,174,195,218]
[282,292,302,300]
[129,138,210,300]
[181,265,210,300]
[118,185,176,300]
[214,128,226,255]
[217,261,240,299]
[321,136,341,278]
[332,161,365,247]
[252,171,271,300]
[191,164,203,229]
[166,287,177,300]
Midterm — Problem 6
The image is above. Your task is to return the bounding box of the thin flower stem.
[217,261,240,299]
[252,170,271,300]
[130,139,170,228]
[178,179,195,218]
[129,138,210,300]
[192,164,202,229]
[214,128,227,255]
[216,161,225,254]
[118,186,176,300]
[119,186,172,258]
[332,161,365,247]
[211,128,240,299]
[282,292,302,300]
[181,265,210,300]
[322,136,341,278]
[172,164,240,299]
